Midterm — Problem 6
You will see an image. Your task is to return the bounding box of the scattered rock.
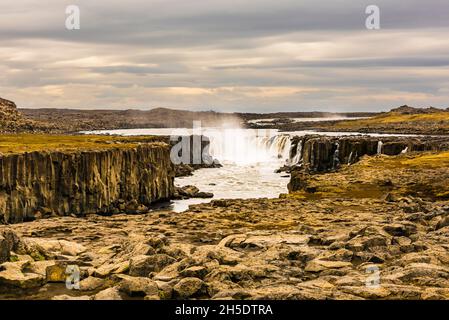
[94,287,122,300]
[173,277,204,299]
[0,236,9,264]
[79,276,106,291]
[129,254,176,276]
[117,274,159,297]
[0,261,45,289]
[46,263,67,282]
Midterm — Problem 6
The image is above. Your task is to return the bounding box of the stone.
[52,295,92,300]
[25,238,86,257]
[435,216,449,230]
[79,276,105,291]
[383,223,417,237]
[305,260,352,273]
[179,266,208,279]
[386,263,449,282]
[0,229,22,253]
[117,274,159,297]
[156,281,173,300]
[173,277,204,299]
[94,287,122,300]
[26,260,55,277]
[46,263,68,282]
[0,236,9,264]
[340,286,391,299]
[129,254,176,277]
[148,235,169,249]
[94,261,129,278]
[0,261,45,289]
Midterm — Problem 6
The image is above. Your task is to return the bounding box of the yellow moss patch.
[331,111,449,129]
[0,134,167,154]
[400,151,449,167]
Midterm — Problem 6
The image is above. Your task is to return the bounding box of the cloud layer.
[0,0,448,112]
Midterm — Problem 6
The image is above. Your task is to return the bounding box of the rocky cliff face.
[290,135,449,172]
[288,135,449,192]
[0,143,175,224]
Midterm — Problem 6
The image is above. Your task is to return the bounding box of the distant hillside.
[21,107,378,132]
[0,97,58,133]
[21,107,243,132]
[238,111,377,121]
[314,105,449,135]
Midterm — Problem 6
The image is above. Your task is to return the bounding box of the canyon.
[1,132,449,300]
[1,97,449,300]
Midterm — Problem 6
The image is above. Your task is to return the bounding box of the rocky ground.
[1,150,449,300]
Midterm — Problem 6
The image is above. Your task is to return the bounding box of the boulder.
[94,287,122,300]
[79,276,105,291]
[173,277,204,299]
[156,281,173,300]
[0,261,45,289]
[435,216,449,230]
[129,254,176,277]
[383,223,417,237]
[94,261,129,278]
[180,266,208,279]
[0,236,9,264]
[117,274,159,297]
[46,263,68,282]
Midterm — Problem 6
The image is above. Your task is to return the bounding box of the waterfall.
[332,142,340,169]
[377,141,383,155]
[290,140,303,165]
[206,129,291,165]
[347,151,353,165]
[401,147,408,154]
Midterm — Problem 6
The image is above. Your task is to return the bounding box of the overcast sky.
[0,0,448,112]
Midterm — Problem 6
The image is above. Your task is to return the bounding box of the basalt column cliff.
[0,143,175,224]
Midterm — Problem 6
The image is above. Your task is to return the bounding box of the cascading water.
[290,140,303,165]
[206,129,291,166]
[347,151,353,165]
[173,129,293,212]
[377,141,383,155]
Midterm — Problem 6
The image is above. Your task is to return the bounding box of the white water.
[82,127,421,212]
[83,127,294,211]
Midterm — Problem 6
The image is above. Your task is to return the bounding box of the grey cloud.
[0,0,448,111]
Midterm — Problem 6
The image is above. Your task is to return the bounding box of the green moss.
[9,255,19,262]
[30,252,46,261]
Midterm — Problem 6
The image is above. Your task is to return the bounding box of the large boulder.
[173,277,204,299]
[129,254,176,277]
[94,287,122,300]
[116,274,159,297]
[0,261,45,289]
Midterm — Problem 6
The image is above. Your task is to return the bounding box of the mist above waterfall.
[205,128,291,166]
